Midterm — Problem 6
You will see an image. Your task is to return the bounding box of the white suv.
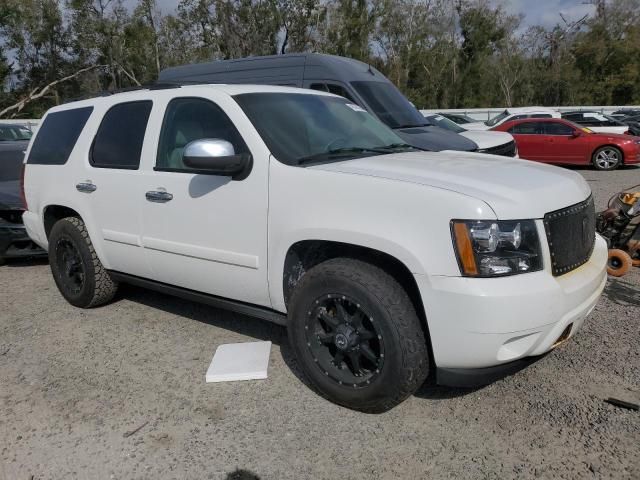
[22,85,607,412]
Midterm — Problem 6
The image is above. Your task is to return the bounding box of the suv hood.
[394,125,478,152]
[309,151,590,219]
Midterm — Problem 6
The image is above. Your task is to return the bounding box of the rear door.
[81,100,154,277]
[138,92,271,307]
[507,121,548,161]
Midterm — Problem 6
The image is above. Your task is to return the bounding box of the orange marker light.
[453,222,479,276]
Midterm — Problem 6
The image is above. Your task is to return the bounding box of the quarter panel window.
[91,101,152,169]
[27,107,93,165]
[156,97,249,171]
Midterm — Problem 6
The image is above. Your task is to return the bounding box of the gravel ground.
[1,166,639,480]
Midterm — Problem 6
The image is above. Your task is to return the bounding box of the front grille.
[479,140,516,157]
[544,196,596,276]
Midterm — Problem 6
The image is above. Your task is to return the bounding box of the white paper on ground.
[205,341,272,383]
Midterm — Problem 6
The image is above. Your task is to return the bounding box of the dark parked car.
[610,109,640,120]
[616,114,640,136]
[0,124,45,264]
[158,53,479,152]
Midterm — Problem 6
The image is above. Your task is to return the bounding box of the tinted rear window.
[91,101,152,169]
[27,107,93,165]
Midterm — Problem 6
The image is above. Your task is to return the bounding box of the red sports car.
[493,118,640,170]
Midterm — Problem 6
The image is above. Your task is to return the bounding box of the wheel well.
[282,240,431,346]
[593,144,625,163]
[43,205,81,239]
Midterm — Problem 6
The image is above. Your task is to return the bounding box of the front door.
[139,94,271,307]
[543,121,586,164]
[509,121,549,161]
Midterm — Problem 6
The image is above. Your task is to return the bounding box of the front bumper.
[416,234,608,375]
[0,216,46,260]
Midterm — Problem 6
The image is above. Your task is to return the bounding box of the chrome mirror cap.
[184,139,235,158]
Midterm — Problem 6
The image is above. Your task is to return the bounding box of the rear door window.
[91,101,152,169]
[27,107,93,165]
[544,122,574,135]
[508,122,545,134]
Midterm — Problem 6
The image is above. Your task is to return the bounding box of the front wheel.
[288,258,429,413]
[592,146,622,171]
[48,216,118,308]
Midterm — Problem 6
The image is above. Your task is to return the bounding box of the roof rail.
[63,82,184,104]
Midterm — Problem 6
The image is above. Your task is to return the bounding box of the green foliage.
[0,0,639,117]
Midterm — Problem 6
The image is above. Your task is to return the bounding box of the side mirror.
[182,139,252,180]
[571,130,583,138]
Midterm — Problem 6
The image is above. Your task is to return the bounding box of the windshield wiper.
[377,142,415,150]
[392,123,430,129]
[296,147,393,165]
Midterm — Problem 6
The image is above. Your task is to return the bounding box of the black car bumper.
[436,354,546,388]
[0,215,46,260]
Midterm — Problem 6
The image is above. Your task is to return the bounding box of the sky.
[143,0,597,29]
[495,0,596,29]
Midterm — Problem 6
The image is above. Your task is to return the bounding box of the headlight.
[451,219,542,277]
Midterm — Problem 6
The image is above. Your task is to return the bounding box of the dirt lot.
[1,166,639,480]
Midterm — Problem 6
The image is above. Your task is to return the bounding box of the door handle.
[145,190,173,203]
[76,181,97,193]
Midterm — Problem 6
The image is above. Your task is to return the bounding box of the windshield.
[425,114,466,133]
[0,125,32,141]
[485,110,510,127]
[350,81,427,129]
[234,93,413,165]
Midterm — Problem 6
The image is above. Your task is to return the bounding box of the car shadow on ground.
[116,284,315,390]
[602,277,640,307]
[0,256,48,268]
[114,284,484,404]
[560,164,640,172]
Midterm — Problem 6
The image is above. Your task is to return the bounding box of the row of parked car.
[428,107,640,171]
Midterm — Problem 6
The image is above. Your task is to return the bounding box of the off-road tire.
[606,249,632,277]
[592,146,623,171]
[288,258,429,413]
[48,216,118,308]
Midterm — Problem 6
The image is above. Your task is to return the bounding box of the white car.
[22,85,607,412]
[421,113,518,157]
[463,107,562,131]
[561,111,630,135]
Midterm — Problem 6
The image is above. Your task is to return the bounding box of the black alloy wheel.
[54,236,86,295]
[305,294,384,388]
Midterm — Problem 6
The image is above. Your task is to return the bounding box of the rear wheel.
[48,217,118,308]
[288,258,429,413]
[606,249,632,277]
[592,146,622,171]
